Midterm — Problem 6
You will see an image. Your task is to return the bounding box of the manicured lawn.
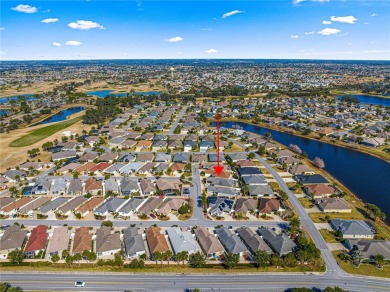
[318,229,338,243]
[332,251,390,278]
[269,182,281,192]
[298,197,314,209]
[9,116,83,147]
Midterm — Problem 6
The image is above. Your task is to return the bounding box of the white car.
[75,282,85,287]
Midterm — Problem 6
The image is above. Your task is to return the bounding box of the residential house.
[234,197,258,217]
[76,197,104,217]
[51,178,68,196]
[46,227,70,257]
[31,178,51,195]
[156,178,181,195]
[67,179,83,196]
[72,227,92,255]
[155,153,171,163]
[194,226,225,258]
[166,227,199,255]
[38,197,68,214]
[117,198,145,217]
[121,177,139,195]
[329,219,374,239]
[316,198,352,213]
[0,197,34,216]
[345,239,390,260]
[173,153,189,163]
[95,226,122,257]
[24,225,48,258]
[248,184,274,196]
[289,164,314,176]
[199,140,214,152]
[145,226,170,257]
[156,198,187,215]
[51,151,77,161]
[215,227,248,257]
[297,174,329,185]
[0,225,27,259]
[259,198,281,214]
[104,178,119,195]
[57,196,87,215]
[94,198,128,216]
[18,197,51,216]
[257,228,296,256]
[305,184,336,198]
[138,197,163,214]
[123,227,146,258]
[84,177,103,195]
[140,179,156,196]
[236,227,273,255]
[208,197,234,217]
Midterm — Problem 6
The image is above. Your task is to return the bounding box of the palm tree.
[164,250,173,266]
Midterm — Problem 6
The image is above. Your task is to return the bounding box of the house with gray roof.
[227,153,248,162]
[138,197,163,214]
[67,179,83,196]
[236,227,273,255]
[94,198,128,216]
[123,227,146,258]
[104,178,119,195]
[120,177,139,195]
[38,197,69,214]
[248,184,274,196]
[173,153,189,162]
[208,153,225,163]
[118,153,136,163]
[105,163,126,174]
[206,185,240,198]
[18,197,51,215]
[166,227,199,255]
[329,219,374,239]
[183,140,197,152]
[31,178,52,195]
[205,177,238,188]
[199,140,214,152]
[118,198,145,217]
[140,179,156,196]
[155,153,171,163]
[3,169,26,182]
[208,197,234,217]
[51,178,68,195]
[215,227,248,256]
[52,150,77,161]
[57,196,87,215]
[257,227,296,256]
[345,239,390,260]
[297,174,329,184]
[119,163,144,174]
[242,175,268,185]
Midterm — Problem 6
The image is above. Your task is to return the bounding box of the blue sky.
[1,0,389,60]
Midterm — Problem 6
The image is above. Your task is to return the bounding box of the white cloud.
[322,20,332,25]
[290,35,299,39]
[68,20,105,30]
[204,48,218,54]
[51,42,62,47]
[0,28,5,31]
[317,28,341,35]
[41,18,59,24]
[11,4,38,14]
[330,16,358,24]
[65,40,82,46]
[304,31,315,35]
[165,36,183,43]
[293,0,329,4]
[370,13,378,17]
[222,10,244,18]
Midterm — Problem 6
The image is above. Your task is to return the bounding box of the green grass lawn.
[332,251,390,278]
[9,116,83,147]
[298,197,314,208]
[318,229,338,243]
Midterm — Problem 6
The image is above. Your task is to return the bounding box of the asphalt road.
[2,272,390,291]
[168,106,187,134]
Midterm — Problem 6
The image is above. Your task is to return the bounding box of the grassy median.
[9,116,83,147]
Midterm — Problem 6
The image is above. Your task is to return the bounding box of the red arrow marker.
[213,112,224,176]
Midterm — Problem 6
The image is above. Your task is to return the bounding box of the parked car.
[150,213,156,219]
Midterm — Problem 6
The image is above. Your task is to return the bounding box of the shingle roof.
[257,228,296,256]
[46,227,70,254]
[24,225,48,253]
[123,227,145,256]
[0,225,27,251]
[96,226,121,253]
[236,227,273,255]
[72,227,92,254]
[330,219,374,237]
[166,227,199,254]
[194,226,224,255]
[215,227,247,254]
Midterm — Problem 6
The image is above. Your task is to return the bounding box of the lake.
[86,90,160,98]
[221,121,390,224]
[338,94,390,107]
[0,94,39,105]
[39,107,85,124]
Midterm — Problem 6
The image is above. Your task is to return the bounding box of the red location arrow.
[213,112,224,176]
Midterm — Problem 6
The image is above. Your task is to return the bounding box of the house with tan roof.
[194,226,224,257]
[289,164,314,176]
[316,198,352,213]
[140,179,156,196]
[234,197,258,217]
[156,178,181,195]
[136,140,152,151]
[156,198,188,215]
[138,197,163,214]
[0,197,34,216]
[18,197,51,215]
[0,225,28,259]
[76,197,104,217]
[72,227,92,255]
[145,226,170,257]
[74,162,97,174]
[46,227,70,257]
[304,184,336,198]
[169,163,186,174]
[84,177,103,195]
[24,225,48,257]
